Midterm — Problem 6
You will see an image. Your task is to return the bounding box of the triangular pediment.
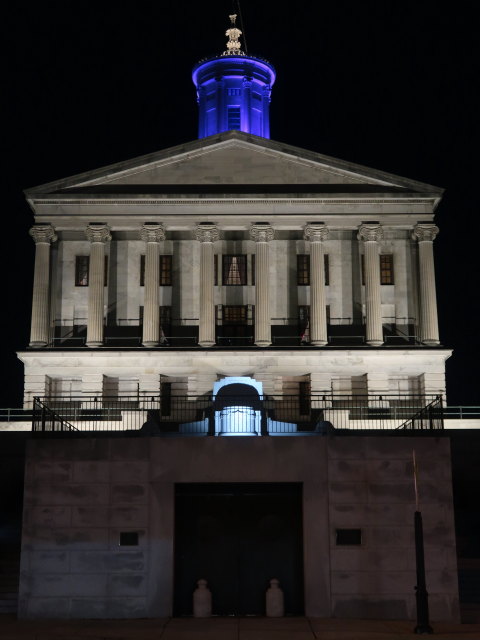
[25,131,442,198]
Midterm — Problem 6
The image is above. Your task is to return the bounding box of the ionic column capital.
[29,224,57,244]
[304,223,329,242]
[358,224,384,243]
[85,224,111,244]
[140,223,165,243]
[194,223,220,243]
[249,223,274,243]
[412,223,439,243]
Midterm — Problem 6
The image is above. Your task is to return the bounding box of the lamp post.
[413,450,433,634]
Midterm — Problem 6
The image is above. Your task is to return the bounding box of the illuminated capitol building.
[2,13,478,624]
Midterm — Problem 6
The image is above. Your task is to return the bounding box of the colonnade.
[28,222,441,348]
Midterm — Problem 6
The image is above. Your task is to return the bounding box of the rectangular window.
[227,106,241,130]
[222,305,248,325]
[297,255,310,285]
[119,531,139,546]
[361,254,394,285]
[140,255,172,286]
[380,254,394,285]
[160,306,172,335]
[75,256,89,286]
[75,256,108,286]
[222,255,247,285]
[336,529,362,546]
[251,254,255,286]
[214,254,218,286]
[160,381,172,416]
[160,255,172,286]
[299,380,311,415]
[298,305,310,331]
[297,255,329,286]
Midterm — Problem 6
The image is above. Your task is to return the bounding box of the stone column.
[85,224,111,347]
[250,224,275,347]
[304,224,329,346]
[140,224,165,347]
[413,224,440,345]
[194,224,219,347]
[358,224,384,346]
[29,225,57,347]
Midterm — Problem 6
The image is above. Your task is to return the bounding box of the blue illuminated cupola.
[192,14,276,139]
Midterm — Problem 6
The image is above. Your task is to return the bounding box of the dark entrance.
[174,483,304,616]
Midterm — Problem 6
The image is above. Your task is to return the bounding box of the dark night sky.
[3,1,479,407]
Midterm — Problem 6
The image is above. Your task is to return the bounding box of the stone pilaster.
[413,224,440,345]
[140,224,165,347]
[85,224,111,348]
[250,224,274,347]
[419,372,446,399]
[194,224,219,347]
[358,224,384,347]
[138,373,162,408]
[29,225,57,347]
[366,372,390,407]
[304,224,329,346]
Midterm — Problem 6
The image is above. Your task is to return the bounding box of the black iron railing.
[32,398,78,432]
[32,394,443,434]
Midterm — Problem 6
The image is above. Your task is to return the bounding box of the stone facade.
[19,435,459,621]
[21,132,449,406]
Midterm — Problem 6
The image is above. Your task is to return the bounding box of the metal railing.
[0,408,34,422]
[31,394,443,434]
[396,396,443,430]
[444,406,480,419]
[32,398,78,432]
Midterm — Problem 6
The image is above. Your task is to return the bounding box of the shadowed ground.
[1,616,480,639]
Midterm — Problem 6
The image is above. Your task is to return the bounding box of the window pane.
[222,255,247,285]
[380,254,394,285]
[140,255,145,286]
[160,255,172,286]
[75,256,89,286]
[297,255,310,285]
[227,106,241,130]
[222,305,247,325]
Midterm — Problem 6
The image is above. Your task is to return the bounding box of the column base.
[29,341,48,348]
[86,341,104,348]
[310,340,327,347]
[255,340,271,347]
[366,340,384,347]
[142,341,159,348]
[422,339,440,346]
[198,340,216,348]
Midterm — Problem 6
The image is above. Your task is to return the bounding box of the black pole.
[414,510,433,634]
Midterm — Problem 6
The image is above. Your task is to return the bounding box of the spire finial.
[224,13,244,56]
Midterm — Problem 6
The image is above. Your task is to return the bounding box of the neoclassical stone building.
[21,131,447,404]
[16,16,459,622]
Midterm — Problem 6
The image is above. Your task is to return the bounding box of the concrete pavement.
[1,615,480,639]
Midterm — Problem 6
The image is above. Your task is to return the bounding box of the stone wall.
[19,435,459,621]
